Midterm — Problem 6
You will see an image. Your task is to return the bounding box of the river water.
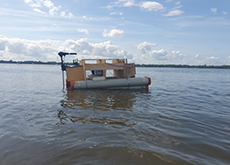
[0,64,229,165]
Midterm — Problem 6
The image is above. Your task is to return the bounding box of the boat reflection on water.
[61,89,137,110]
[58,89,147,128]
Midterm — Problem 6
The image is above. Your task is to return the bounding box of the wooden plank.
[81,58,120,61]
[125,65,135,77]
[66,66,84,81]
[81,60,86,80]
[102,60,107,78]
[112,59,125,63]
[85,63,126,70]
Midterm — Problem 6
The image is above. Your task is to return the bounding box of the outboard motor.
[58,52,77,88]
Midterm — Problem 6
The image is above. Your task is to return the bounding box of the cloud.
[137,42,157,54]
[0,36,228,65]
[113,0,135,7]
[135,41,186,64]
[33,8,46,14]
[82,15,93,20]
[107,0,164,12]
[211,8,217,14]
[24,0,74,19]
[206,56,219,60]
[227,56,230,63]
[164,9,184,16]
[81,15,110,21]
[173,1,182,9]
[175,1,180,6]
[222,11,227,15]
[122,0,135,7]
[136,49,187,64]
[60,11,74,19]
[102,29,124,38]
[24,0,41,8]
[109,12,123,15]
[49,6,59,15]
[204,56,222,65]
[140,1,164,11]
[77,29,89,35]
[91,41,132,59]
[134,48,186,64]
[43,0,54,8]
[0,36,132,61]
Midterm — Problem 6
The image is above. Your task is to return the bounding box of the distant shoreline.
[1,60,230,69]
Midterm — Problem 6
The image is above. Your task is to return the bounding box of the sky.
[0,0,230,65]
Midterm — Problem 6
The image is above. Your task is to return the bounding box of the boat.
[58,52,151,89]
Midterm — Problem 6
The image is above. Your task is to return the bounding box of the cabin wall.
[114,69,125,78]
[66,66,84,81]
[125,64,136,77]
[114,64,135,78]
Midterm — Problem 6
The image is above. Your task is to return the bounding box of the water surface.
[0,64,229,164]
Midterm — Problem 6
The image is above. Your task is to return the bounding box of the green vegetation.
[135,64,230,69]
[0,60,60,65]
[1,60,230,69]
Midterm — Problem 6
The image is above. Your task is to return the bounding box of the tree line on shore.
[1,60,230,69]
[135,64,230,69]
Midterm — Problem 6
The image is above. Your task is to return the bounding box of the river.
[0,64,229,165]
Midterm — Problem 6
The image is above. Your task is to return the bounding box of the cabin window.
[92,70,103,76]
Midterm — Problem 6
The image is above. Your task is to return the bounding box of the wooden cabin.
[65,59,136,82]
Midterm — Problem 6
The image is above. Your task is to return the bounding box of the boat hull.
[67,77,151,89]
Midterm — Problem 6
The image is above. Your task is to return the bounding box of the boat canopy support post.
[58,52,77,89]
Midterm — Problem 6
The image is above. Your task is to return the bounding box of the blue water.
[0,64,229,165]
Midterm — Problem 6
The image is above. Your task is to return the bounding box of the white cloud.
[173,1,182,9]
[165,0,173,2]
[106,5,113,10]
[115,0,135,7]
[82,15,93,20]
[175,1,180,6]
[222,11,227,15]
[24,0,42,8]
[227,56,230,63]
[109,12,123,15]
[82,15,110,21]
[49,6,59,15]
[107,0,164,12]
[205,56,222,65]
[137,42,157,54]
[123,0,135,7]
[77,29,89,35]
[91,41,132,59]
[60,11,65,17]
[24,0,74,19]
[134,48,186,64]
[206,56,219,60]
[0,36,228,65]
[68,13,74,19]
[102,29,124,38]
[140,1,164,11]
[135,41,187,64]
[106,0,135,9]
[43,0,54,8]
[61,11,74,19]
[33,8,46,14]
[211,8,217,14]
[164,10,184,16]
[0,36,131,61]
